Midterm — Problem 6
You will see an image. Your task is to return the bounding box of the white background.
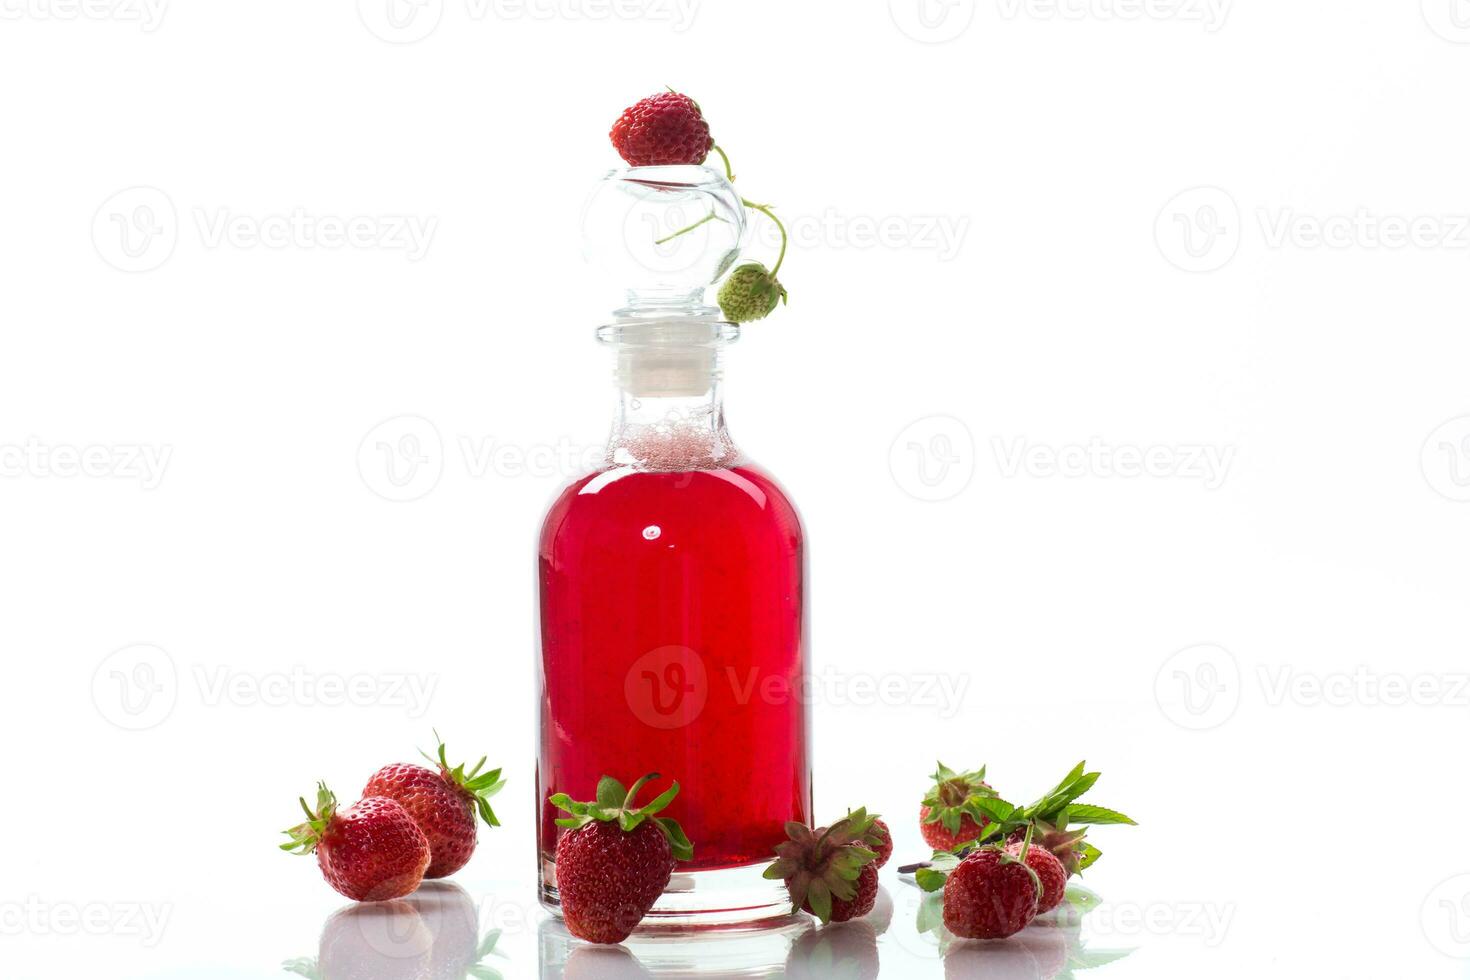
[3,1,1470,977]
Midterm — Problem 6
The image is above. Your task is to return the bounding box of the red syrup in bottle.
[538,461,810,873]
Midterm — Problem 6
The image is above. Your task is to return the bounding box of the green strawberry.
[718,262,787,323]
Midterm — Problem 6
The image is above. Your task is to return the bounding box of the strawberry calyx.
[845,807,889,853]
[922,761,1002,836]
[279,782,337,855]
[763,810,881,925]
[549,773,694,862]
[420,732,507,828]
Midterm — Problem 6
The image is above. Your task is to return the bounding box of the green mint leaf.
[915,868,948,892]
[1064,804,1136,826]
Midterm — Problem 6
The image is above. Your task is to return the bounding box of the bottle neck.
[598,319,740,471]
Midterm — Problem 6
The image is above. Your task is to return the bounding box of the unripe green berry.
[717,262,787,323]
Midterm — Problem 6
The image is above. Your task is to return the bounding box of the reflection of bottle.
[538,166,811,925]
[538,913,809,977]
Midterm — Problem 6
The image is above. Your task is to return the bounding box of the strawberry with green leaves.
[551,774,693,944]
[920,762,1002,851]
[363,735,506,879]
[939,831,1043,940]
[281,783,431,902]
[609,89,791,324]
[907,760,1136,912]
[765,809,882,924]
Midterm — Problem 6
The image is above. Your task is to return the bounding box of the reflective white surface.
[16,862,1462,979]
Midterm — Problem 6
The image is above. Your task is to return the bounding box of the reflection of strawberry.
[403,881,504,979]
[285,881,505,980]
[765,810,881,924]
[942,842,1041,940]
[363,736,506,879]
[551,774,693,944]
[943,937,1043,979]
[920,762,999,851]
[609,91,713,167]
[564,944,652,980]
[785,920,880,980]
[306,901,432,980]
[281,784,430,902]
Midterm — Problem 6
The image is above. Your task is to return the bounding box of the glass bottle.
[536,166,811,926]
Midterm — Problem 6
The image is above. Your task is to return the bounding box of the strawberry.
[609,91,713,168]
[607,92,793,325]
[1008,840,1068,914]
[281,783,431,902]
[920,762,1001,851]
[764,810,882,924]
[363,736,506,879]
[941,840,1042,940]
[550,773,693,944]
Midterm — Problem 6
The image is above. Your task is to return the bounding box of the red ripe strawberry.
[942,843,1042,940]
[609,91,714,167]
[281,783,431,902]
[1008,840,1068,914]
[765,810,882,925]
[551,774,693,944]
[920,762,999,851]
[363,736,506,879]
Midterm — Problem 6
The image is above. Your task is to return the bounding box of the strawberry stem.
[653,210,727,245]
[741,200,787,277]
[712,144,735,181]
